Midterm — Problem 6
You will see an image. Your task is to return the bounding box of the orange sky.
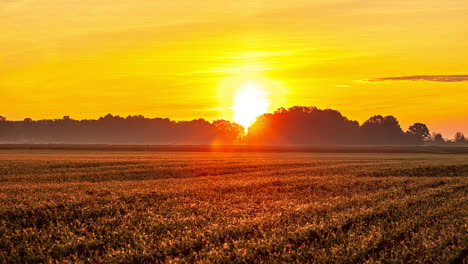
[1,0,467,137]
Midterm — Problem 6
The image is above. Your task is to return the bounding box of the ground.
[0,150,467,263]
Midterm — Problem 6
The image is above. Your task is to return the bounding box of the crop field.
[0,150,467,263]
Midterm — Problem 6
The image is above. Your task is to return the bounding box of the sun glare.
[231,81,270,129]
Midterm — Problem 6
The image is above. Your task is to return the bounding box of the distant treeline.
[0,115,243,144]
[0,107,466,145]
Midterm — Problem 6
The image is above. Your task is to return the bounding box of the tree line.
[0,115,243,145]
[247,107,466,145]
[0,107,466,145]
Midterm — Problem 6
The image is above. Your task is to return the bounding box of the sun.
[231,81,270,129]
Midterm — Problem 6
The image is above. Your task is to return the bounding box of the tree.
[212,119,244,144]
[247,106,360,145]
[360,115,406,144]
[407,123,430,142]
[0,116,6,121]
[454,132,466,143]
[431,133,445,144]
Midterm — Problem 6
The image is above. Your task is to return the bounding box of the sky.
[1,0,467,137]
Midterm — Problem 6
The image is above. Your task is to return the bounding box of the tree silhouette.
[0,116,6,121]
[360,115,407,144]
[454,132,466,143]
[247,106,361,145]
[0,106,464,146]
[212,120,244,144]
[0,115,244,144]
[431,133,445,144]
[407,123,430,143]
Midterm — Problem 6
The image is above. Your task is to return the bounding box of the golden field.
[0,150,467,263]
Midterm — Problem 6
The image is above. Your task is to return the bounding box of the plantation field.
[0,150,467,263]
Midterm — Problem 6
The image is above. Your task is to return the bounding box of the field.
[0,149,467,263]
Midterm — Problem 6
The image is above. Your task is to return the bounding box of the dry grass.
[0,151,467,263]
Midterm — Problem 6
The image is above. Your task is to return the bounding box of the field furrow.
[0,151,467,263]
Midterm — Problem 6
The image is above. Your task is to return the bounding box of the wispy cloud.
[357,75,468,83]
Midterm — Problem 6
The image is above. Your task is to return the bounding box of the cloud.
[358,75,468,83]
